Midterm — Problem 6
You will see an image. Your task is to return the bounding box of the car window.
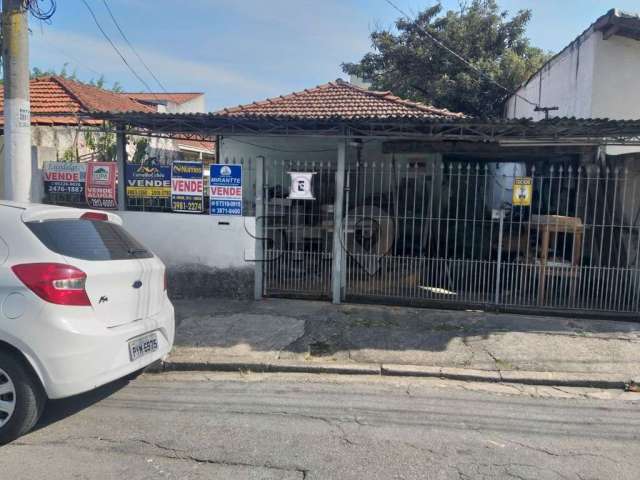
[26,219,153,261]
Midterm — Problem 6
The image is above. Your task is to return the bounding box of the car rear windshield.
[26,219,153,261]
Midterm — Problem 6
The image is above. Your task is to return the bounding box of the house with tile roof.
[216,78,465,222]
[76,76,640,313]
[0,76,214,172]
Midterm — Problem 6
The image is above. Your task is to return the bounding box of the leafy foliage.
[30,63,124,92]
[83,130,116,162]
[342,0,551,116]
[131,138,150,164]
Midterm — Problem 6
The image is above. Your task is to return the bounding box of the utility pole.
[2,0,31,202]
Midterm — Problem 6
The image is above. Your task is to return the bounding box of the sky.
[28,0,640,111]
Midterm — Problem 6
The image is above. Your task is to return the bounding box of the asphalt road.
[1,372,639,479]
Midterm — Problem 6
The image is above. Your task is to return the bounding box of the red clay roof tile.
[0,76,153,126]
[175,138,215,153]
[216,79,465,120]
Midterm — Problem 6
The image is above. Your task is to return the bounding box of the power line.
[80,0,158,98]
[100,0,168,93]
[382,0,540,108]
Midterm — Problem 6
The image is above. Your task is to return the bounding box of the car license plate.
[128,332,159,361]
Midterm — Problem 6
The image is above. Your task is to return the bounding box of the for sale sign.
[126,164,171,198]
[171,161,204,213]
[210,164,242,216]
[85,162,117,209]
[43,162,86,199]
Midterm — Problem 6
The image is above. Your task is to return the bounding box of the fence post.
[116,127,127,211]
[254,155,265,300]
[494,208,505,305]
[332,139,347,304]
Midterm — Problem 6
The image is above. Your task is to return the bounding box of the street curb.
[156,359,629,389]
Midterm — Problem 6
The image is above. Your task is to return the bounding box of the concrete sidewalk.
[165,297,640,388]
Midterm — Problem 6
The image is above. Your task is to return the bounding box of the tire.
[0,350,46,445]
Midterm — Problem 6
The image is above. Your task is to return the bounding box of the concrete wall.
[8,125,189,166]
[174,95,206,113]
[118,211,256,299]
[591,34,640,119]
[505,31,597,120]
[158,95,206,114]
[591,34,640,155]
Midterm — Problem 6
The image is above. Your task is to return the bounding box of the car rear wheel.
[0,351,46,445]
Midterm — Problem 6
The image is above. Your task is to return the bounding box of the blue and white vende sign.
[210,164,243,216]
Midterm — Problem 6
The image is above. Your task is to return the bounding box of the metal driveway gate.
[262,156,640,316]
[263,158,338,298]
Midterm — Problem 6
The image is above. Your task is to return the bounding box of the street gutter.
[151,359,631,390]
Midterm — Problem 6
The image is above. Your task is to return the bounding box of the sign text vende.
[172,179,203,193]
[210,186,241,198]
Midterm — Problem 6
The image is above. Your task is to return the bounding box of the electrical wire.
[382,0,540,108]
[24,0,56,21]
[80,0,158,99]
[100,0,168,93]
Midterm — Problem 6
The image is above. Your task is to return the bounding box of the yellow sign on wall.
[512,177,532,206]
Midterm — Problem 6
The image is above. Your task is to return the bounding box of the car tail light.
[11,263,91,306]
[81,212,108,221]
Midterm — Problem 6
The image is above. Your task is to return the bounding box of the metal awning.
[86,110,640,145]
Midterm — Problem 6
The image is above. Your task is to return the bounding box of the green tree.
[31,66,123,92]
[342,0,551,116]
[83,130,116,162]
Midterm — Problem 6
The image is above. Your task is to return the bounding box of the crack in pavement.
[501,438,619,463]
[270,410,362,447]
[482,347,504,382]
[12,435,309,478]
[454,461,572,480]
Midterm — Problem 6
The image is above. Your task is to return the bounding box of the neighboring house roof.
[216,79,465,120]
[516,9,640,91]
[0,76,153,126]
[175,138,215,154]
[123,92,203,105]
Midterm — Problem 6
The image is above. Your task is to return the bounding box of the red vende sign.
[45,171,81,182]
[210,186,242,197]
[85,162,117,210]
[172,179,203,193]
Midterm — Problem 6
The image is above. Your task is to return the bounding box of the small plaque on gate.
[512,177,532,207]
[288,172,316,200]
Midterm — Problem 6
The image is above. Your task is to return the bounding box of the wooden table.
[530,215,584,306]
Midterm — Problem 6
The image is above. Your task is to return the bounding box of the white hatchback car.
[0,201,175,443]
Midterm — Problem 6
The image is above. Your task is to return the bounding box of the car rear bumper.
[33,299,175,399]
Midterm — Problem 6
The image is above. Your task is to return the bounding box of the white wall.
[505,32,597,120]
[591,34,640,155]
[591,34,640,119]
[118,211,255,269]
[175,95,206,113]
[161,95,206,114]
